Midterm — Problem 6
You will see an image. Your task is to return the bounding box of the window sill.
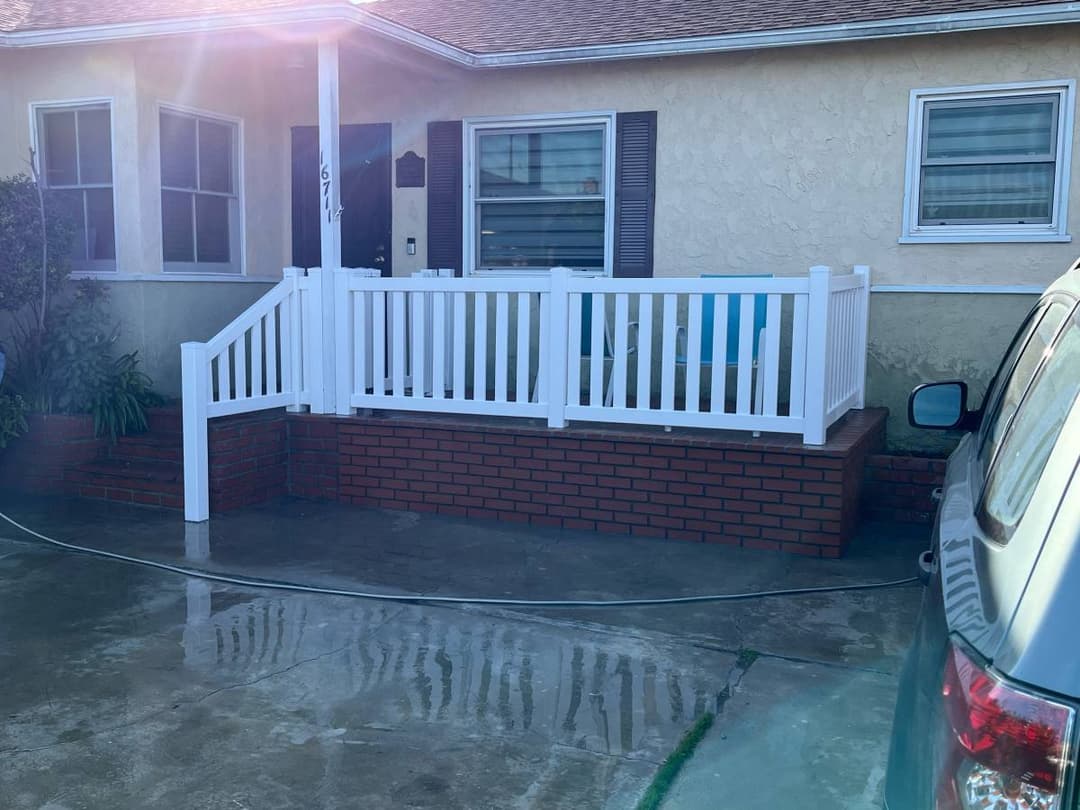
[69,271,279,283]
[899,232,1072,245]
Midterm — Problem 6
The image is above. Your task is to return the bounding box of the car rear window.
[978,303,1080,543]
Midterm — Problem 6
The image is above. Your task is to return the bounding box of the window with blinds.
[903,82,1073,242]
[467,117,612,273]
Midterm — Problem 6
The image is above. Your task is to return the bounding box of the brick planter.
[0,413,104,496]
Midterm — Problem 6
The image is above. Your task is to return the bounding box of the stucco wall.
[0,27,1074,434]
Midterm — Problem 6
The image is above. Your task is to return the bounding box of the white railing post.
[282,268,305,412]
[305,267,327,413]
[334,268,353,415]
[547,267,571,428]
[802,266,832,446]
[853,265,871,409]
[181,341,210,522]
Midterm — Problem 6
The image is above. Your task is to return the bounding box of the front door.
[291,123,392,275]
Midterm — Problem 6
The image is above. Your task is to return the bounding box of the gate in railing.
[182,265,869,521]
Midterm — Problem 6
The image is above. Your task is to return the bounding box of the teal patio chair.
[675,274,772,415]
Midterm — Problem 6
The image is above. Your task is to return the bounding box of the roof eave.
[467,2,1080,66]
[0,1,1078,67]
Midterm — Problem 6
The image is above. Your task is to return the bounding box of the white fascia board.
[1,2,1080,68]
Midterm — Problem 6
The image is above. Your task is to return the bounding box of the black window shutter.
[613,111,657,278]
[427,120,463,276]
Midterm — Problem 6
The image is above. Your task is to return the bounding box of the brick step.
[64,458,184,508]
[107,433,182,464]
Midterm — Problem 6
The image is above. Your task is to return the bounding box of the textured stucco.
[0,26,1075,438]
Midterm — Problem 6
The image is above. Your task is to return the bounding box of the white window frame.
[463,111,616,276]
[29,97,119,273]
[157,102,245,275]
[901,80,1075,244]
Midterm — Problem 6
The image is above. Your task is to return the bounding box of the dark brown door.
[291,123,392,275]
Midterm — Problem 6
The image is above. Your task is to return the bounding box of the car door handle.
[931,487,943,503]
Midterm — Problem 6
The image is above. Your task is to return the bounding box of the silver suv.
[884,259,1080,810]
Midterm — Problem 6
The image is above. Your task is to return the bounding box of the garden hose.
[0,510,918,608]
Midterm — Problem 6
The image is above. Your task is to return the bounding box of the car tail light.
[936,641,1075,810]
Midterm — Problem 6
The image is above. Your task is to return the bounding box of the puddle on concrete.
[182,579,718,762]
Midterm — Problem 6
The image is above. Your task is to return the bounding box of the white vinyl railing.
[182,264,869,521]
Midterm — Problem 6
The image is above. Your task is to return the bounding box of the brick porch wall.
[289,408,886,558]
[208,412,289,512]
[861,454,947,525]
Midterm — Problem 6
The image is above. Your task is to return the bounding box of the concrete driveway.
[0,495,924,809]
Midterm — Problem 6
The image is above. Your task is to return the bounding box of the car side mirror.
[908,381,972,430]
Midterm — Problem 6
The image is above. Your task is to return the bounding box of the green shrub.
[91,351,164,442]
[0,174,74,315]
[9,281,163,441]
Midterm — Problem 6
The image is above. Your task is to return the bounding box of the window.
[159,108,240,273]
[978,302,1080,543]
[902,82,1074,243]
[36,103,116,271]
[465,114,614,274]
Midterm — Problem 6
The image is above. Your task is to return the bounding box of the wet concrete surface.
[0,495,927,808]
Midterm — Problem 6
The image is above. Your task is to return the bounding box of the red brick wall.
[208,412,288,512]
[861,454,947,524]
[0,414,104,495]
[327,410,885,558]
[287,416,339,501]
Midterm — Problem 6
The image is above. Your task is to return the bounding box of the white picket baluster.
[710,294,728,413]
[636,294,653,411]
[515,293,530,404]
[411,291,426,399]
[763,293,782,416]
[473,292,488,401]
[660,294,676,411]
[567,293,582,407]
[251,318,263,398]
[736,295,754,415]
[789,294,808,419]
[686,294,702,413]
[372,290,386,397]
[392,291,406,397]
[494,292,509,403]
[432,292,446,399]
[233,335,247,400]
[612,293,629,408]
[354,291,366,397]
[266,305,278,395]
[453,292,466,399]
[589,292,605,407]
[217,349,230,402]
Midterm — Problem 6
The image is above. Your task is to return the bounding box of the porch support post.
[316,37,341,413]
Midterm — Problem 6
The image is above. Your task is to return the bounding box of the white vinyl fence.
[182,265,869,521]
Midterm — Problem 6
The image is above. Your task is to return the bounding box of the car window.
[978,304,1080,544]
[978,300,1069,473]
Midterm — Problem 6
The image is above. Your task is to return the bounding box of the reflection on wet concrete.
[181,580,712,760]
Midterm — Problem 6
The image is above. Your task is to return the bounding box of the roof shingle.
[0,0,1070,53]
